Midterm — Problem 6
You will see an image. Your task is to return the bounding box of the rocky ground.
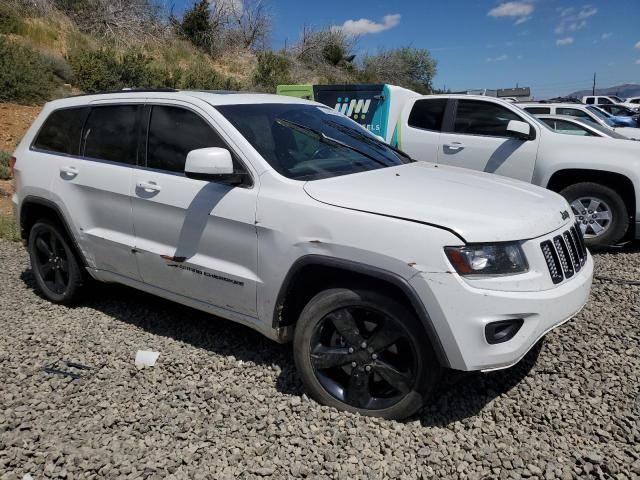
[0,239,638,479]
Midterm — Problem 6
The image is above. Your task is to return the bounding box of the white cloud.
[556,37,574,46]
[488,2,533,25]
[636,59,640,65]
[555,5,597,34]
[333,14,401,36]
[487,54,509,62]
[601,33,612,40]
[514,15,531,25]
[635,41,640,49]
[488,2,533,18]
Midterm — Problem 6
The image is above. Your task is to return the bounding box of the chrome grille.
[541,224,587,284]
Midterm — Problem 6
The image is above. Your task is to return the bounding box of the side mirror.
[506,120,533,140]
[185,147,234,180]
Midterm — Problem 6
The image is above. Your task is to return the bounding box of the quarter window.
[453,100,523,137]
[146,105,228,173]
[585,97,595,104]
[33,107,88,155]
[408,99,447,131]
[82,105,140,164]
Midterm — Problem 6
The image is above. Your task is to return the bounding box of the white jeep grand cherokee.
[11,90,593,419]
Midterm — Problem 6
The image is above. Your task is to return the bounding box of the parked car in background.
[519,103,640,140]
[589,105,638,128]
[536,115,633,139]
[12,89,594,420]
[597,104,640,126]
[627,96,640,106]
[582,95,638,110]
[392,95,640,246]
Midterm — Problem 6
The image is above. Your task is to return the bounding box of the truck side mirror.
[506,120,533,140]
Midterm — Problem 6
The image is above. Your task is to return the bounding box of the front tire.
[28,219,83,304]
[560,182,629,247]
[293,288,440,420]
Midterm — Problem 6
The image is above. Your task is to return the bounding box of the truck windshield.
[216,103,412,180]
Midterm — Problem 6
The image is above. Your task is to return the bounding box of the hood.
[303,162,572,243]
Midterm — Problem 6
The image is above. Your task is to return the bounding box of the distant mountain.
[567,84,640,99]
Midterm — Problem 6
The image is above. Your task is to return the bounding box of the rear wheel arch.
[273,255,450,368]
[19,196,88,268]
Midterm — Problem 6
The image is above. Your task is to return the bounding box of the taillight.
[9,156,16,177]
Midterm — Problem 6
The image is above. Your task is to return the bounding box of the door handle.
[444,142,464,151]
[59,166,79,177]
[136,181,161,193]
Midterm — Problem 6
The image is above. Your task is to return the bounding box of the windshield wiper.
[322,119,413,162]
[275,118,389,167]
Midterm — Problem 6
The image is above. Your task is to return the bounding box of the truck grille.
[540,224,587,284]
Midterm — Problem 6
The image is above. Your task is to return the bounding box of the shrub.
[118,51,163,89]
[67,48,121,92]
[180,61,236,90]
[0,37,59,103]
[0,151,11,180]
[42,53,74,83]
[0,4,25,34]
[253,51,291,92]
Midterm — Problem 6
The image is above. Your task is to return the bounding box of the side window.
[82,105,140,164]
[408,99,447,131]
[585,97,595,104]
[146,105,228,173]
[631,99,640,104]
[524,107,551,114]
[557,108,590,120]
[453,100,522,137]
[33,107,88,155]
[599,98,613,105]
[553,120,594,136]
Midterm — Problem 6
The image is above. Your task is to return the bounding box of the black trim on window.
[441,99,457,133]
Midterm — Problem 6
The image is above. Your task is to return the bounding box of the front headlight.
[444,243,528,276]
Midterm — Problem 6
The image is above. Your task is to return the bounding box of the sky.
[175,0,640,98]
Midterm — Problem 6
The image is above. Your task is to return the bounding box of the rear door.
[436,99,539,182]
[131,101,259,317]
[396,97,447,163]
[43,102,141,279]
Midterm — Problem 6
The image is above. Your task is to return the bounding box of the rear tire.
[28,219,83,304]
[293,288,441,420]
[560,182,629,248]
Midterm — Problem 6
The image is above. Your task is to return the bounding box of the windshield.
[610,96,623,103]
[216,103,412,180]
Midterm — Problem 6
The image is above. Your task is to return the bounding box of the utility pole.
[592,72,596,95]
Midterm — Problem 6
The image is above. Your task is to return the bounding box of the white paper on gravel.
[135,350,160,369]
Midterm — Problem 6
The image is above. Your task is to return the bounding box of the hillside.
[568,83,640,99]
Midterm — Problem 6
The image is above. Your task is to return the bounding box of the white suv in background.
[12,90,592,420]
[393,95,640,246]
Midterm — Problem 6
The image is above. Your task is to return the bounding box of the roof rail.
[70,88,179,98]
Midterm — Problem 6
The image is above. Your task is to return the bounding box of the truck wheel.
[293,288,441,420]
[28,219,83,304]
[560,182,629,247]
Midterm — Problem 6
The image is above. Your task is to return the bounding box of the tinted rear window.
[82,105,140,164]
[33,107,88,155]
[408,99,447,131]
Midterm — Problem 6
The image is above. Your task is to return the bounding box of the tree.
[362,47,437,93]
[173,0,213,51]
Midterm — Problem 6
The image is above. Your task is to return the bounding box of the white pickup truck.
[278,88,640,247]
[582,95,639,111]
[390,95,640,247]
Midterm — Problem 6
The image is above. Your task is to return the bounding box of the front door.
[131,103,259,317]
[437,99,539,182]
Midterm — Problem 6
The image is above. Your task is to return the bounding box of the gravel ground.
[0,239,638,479]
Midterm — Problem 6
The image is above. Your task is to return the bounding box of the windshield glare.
[216,103,412,180]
